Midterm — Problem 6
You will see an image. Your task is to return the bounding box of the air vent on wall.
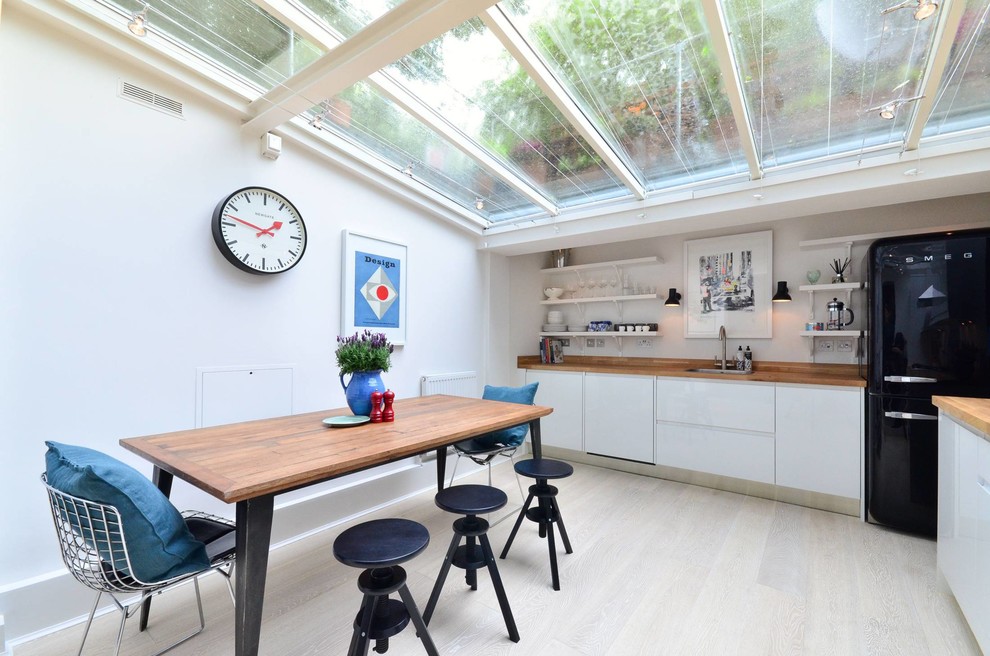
[118,80,184,119]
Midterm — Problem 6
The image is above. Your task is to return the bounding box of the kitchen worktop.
[518,355,866,387]
[933,396,990,439]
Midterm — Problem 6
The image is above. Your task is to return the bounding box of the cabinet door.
[938,417,979,622]
[584,373,655,463]
[655,377,775,432]
[975,435,990,652]
[775,385,862,499]
[525,370,583,451]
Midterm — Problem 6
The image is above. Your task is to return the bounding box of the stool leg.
[546,517,561,591]
[479,534,520,642]
[397,584,440,656]
[349,593,379,656]
[465,535,478,590]
[423,532,460,625]
[499,491,535,559]
[551,496,573,554]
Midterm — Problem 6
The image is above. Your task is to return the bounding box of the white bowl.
[544,287,564,299]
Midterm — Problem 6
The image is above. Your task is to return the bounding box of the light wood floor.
[16,461,981,655]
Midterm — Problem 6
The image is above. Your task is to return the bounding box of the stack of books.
[539,337,564,364]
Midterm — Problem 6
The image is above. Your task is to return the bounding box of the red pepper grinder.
[382,389,395,422]
[369,391,383,423]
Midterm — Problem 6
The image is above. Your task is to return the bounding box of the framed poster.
[341,230,407,346]
[683,230,773,338]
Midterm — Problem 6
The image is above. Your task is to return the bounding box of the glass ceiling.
[96,0,990,226]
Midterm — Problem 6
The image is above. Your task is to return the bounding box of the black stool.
[423,484,519,642]
[333,518,439,656]
[499,458,574,591]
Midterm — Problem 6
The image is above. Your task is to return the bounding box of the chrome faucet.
[718,325,727,371]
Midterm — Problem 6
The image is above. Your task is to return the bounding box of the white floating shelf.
[799,330,865,337]
[540,256,660,274]
[540,331,658,337]
[540,293,657,305]
[797,282,863,292]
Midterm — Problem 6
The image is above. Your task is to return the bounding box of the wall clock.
[211,186,307,275]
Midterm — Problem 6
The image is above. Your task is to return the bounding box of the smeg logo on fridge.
[905,253,975,263]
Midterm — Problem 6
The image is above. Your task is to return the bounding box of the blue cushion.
[473,382,539,448]
[44,441,209,582]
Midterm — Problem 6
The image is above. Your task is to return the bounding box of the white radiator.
[420,371,478,398]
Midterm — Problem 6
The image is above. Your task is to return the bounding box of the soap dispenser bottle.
[744,346,753,371]
[735,345,745,370]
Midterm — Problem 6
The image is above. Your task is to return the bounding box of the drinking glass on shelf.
[577,278,586,298]
[598,277,608,297]
[609,276,618,296]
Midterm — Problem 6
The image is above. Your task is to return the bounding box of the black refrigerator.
[867,229,990,537]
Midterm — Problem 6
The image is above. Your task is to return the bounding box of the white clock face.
[212,187,307,274]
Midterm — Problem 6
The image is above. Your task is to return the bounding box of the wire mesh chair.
[42,473,236,656]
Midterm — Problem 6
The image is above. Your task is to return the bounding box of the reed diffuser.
[830,258,850,283]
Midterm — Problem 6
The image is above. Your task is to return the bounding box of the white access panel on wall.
[196,364,294,428]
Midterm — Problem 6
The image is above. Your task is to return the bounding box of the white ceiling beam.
[482,5,647,200]
[903,0,967,151]
[254,0,557,215]
[242,0,498,136]
[699,0,762,181]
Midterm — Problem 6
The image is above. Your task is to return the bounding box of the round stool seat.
[514,458,573,480]
[333,518,430,569]
[436,484,507,515]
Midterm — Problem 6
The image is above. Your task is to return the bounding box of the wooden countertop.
[518,355,866,387]
[933,396,990,438]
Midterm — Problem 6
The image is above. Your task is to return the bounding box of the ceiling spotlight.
[474,197,485,211]
[753,193,764,200]
[127,4,149,37]
[309,113,324,129]
[403,163,414,176]
[881,0,939,21]
[866,95,924,120]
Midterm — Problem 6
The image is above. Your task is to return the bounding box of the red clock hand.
[226,215,275,236]
[256,221,283,237]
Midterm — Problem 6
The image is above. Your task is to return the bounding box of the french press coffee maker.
[826,297,854,330]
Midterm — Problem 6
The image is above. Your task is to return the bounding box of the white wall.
[502,194,990,366]
[0,6,487,642]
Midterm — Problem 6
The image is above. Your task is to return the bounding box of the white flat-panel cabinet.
[525,370,583,451]
[655,377,775,483]
[937,414,989,654]
[775,384,862,499]
[584,373,655,463]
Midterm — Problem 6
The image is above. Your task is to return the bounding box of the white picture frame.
[683,230,773,338]
[341,230,407,346]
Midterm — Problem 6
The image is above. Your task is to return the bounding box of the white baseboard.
[3,454,457,649]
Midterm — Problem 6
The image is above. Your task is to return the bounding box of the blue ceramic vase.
[340,369,385,417]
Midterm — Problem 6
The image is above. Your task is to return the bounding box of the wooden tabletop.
[518,355,866,387]
[933,395,990,439]
[121,395,553,503]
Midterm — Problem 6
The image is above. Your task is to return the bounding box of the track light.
[881,0,939,21]
[772,281,792,303]
[475,197,485,211]
[128,4,149,37]
[403,163,414,176]
[664,288,681,307]
[866,95,925,120]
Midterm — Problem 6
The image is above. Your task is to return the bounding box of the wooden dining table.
[120,394,553,656]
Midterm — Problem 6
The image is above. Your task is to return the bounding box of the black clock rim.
[211,186,307,275]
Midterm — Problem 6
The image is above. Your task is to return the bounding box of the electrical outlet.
[560,338,570,347]
[595,338,605,347]
[638,338,653,348]
[586,338,596,348]
[836,340,853,352]
[817,339,834,352]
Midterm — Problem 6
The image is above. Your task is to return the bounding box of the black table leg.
[529,419,542,459]
[140,468,175,631]
[235,495,274,656]
[435,447,446,492]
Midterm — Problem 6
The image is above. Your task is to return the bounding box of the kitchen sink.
[685,368,755,375]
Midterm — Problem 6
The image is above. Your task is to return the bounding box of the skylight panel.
[309,81,544,221]
[924,0,990,138]
[104,0,324,92]
[292,0,408,40]
[382,17,631,213]
[723,0,937,168]
[501,0,748,193]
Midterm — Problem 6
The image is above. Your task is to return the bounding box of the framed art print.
[683,230,773,338]
[341,230,407,345]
